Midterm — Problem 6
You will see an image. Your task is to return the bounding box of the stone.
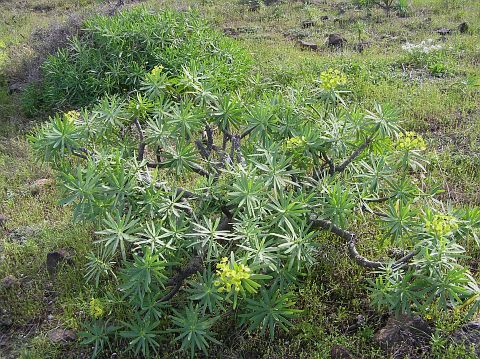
[7,82,23,94]
[1,275,18,289]
[47,329,76,343]
[8,226,38,244]
[459,22,469,34]
[297,40,318,51]
[0,213,6,230]
[331,345,355,358]
[30,178,54,196]
[327,33,347,47]
[46,249,73,275]
[302,20,315,29]
[436,27,451,36]
[374,315,432,358]
[451,318,480,357]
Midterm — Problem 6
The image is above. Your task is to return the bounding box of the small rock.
[374,315,432,358]
[0,214,6,230]
[247,1,260,11]
[302,20,315,29]
[451,318,480,356]
[47,314,54,321]
[30,178,54,196]
[436,27,451,36]
[1,275,18,289]
[459,22,469,34]
[354,41,370,53]
[0,314,13,329]
[48,328,76,343]
[223,27,239,37]
[327,33,347,47]
[297,40,318,51]
[8,226,38,244]
[331,345,355,359]
[47,249,73,275]
[7,82,23,94]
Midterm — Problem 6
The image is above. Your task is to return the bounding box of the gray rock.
[8,226,39,244]
[297,40,318,51]
[1,275,18,289]
[459,22,469,34]
[331,345,355,358]
[30,178,54,196]
[374,314,432,358]
[47,328,76,343]
[451,318,480,357]
[327,34,347,47]
[302,20,316,29]
[47,249,73,275]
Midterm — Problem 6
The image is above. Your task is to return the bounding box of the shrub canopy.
[23,7,251,113]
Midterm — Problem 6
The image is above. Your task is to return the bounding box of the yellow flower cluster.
[425,214,458,236]
[283,136,313,171]
[284,136,307,151]
[395,131,427,151]
[89,298,104,319]
[64,110,80,123]
[150,65,164,77]
[214,257,251,293]
[320,68,347,91]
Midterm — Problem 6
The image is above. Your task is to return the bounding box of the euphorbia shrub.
[22,7,251,114]
[30,7,480,358]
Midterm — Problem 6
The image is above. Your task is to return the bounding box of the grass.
[0,0,479,357]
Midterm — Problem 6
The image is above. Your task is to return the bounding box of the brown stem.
[133,118,146,161]
[158,212,233,303]
[158,255,204,303]
[205,125,214,154]
[195,140,209,160]
[240,125,257,139]
[311,218,415,269]
[332,137,372,175]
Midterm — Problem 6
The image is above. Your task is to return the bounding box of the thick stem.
[195,140,209,160]
[133,118,146,162]
[332,137,372,174]
[205,125,214,154]
[158,212,233,303]
[158,255,204,302]
[231,135,246,166]
[311,218,415,269]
